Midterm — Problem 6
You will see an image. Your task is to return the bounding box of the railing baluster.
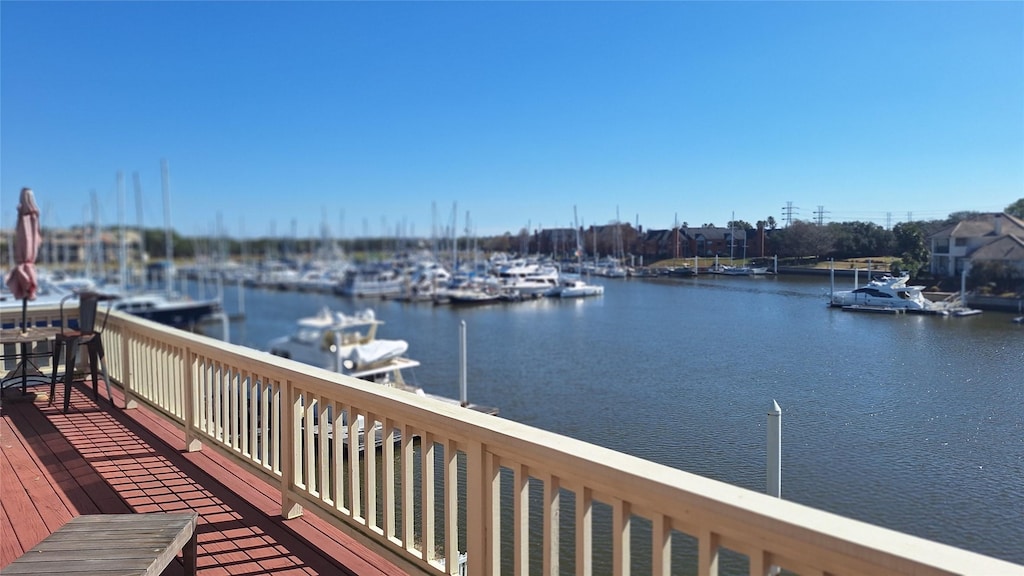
[577,486,592,576]
[612,498,630,576]
[402,422,415,550]
[347,407,362,522]
[543,474,560,576]
[514,462,528,576]
[317,394,330,501]
[699,529,719,576]
[652,513,671,576]
[382,417,396,542]
[445,439,460,576]
[365,411,378,534]
[421,431,435,565]
[487,452,501,575]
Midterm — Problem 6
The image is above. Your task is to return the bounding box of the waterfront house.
[2,304,1021,575]
[928,212,1024,277]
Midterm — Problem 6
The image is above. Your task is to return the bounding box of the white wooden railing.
[9,305,1021,576]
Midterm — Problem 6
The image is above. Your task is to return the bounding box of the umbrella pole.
[21,298,28,333]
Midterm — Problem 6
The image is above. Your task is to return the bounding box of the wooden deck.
[1,379,406,576]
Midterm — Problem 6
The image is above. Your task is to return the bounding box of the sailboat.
[106,163,222,329]
[550,207,604,298]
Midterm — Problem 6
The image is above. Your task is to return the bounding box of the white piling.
[768,400,781,498]
[459,320,468,407]
[829,259,835,302]
[961,268,968,308]
[237,279,245,315]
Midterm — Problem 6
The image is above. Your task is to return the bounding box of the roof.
[969,234,1024,262]
[930,212,1024,240]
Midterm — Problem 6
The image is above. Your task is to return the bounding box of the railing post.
[280,378,303,519]
[182,346,202,452]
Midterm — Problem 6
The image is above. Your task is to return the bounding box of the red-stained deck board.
[2,379,407,576]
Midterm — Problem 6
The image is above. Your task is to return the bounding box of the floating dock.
[841,305,904,315]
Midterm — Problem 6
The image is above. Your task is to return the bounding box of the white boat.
[336,268,405,298]
[447,286,506,305]
[829,274,935,311]
[266,307,419,388]
[546,276,604,298]
[495,261,559,297]
[721,266,769,276]
[267,306,499,415]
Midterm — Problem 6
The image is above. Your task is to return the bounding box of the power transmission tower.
[781,201,799,227]
[813,205,829,226]
[886,212,892,230]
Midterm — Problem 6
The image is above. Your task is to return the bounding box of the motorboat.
[829,274,935,311]
[721,266,769,276]
[336,268,405,298]
[447,286,506,305]
[495,261,559,297]
[266,307,420,389]
[111,292,222,329]
[546,276,604,298]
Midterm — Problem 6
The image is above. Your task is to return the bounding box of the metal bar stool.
[49,291,117,413]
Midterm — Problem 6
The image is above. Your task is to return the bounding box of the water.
[199,275,1024,565]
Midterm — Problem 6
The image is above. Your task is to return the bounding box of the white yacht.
[829,274,934,311]
[495,260,559,297]
[546,275,604,298]
[266,307,420,389]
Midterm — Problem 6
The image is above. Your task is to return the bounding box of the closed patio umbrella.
[6,187,42,332]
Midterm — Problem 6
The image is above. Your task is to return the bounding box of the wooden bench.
[3,512,198,575]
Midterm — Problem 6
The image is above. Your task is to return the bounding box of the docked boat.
[267,306,499,415]
[829,274,935,311]
[721,266,769,276]
[495,261,559,297]
[111,292,222,329]
[266,307,420,388]
[447,286,507,305]
[546,276,604,298]
[267,307,407,373]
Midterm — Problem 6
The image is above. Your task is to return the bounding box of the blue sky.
[2,1,1021,240]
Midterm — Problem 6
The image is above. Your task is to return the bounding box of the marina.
[183,272,1024,567]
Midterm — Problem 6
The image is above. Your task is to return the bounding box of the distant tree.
[945,211,983,225]
[892,222,929,275]
[828,221,893,259]
[969,260,1023,294]
[702,222,716,228]
[727,219,753,231]
[771,220,832,258]
[766,216,777,230]
[1005,198,1024,219]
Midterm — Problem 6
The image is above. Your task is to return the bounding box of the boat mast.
[117,171,128,290]
[161,159,174,299]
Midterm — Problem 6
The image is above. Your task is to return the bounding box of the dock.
[841,304,904,315]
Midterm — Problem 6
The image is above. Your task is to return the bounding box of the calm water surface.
[202,275,1023,564]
